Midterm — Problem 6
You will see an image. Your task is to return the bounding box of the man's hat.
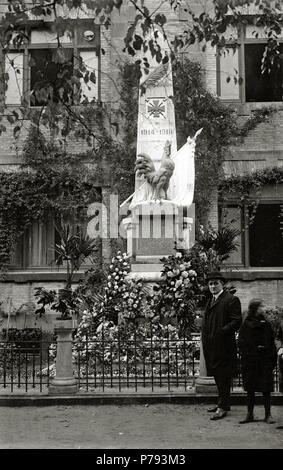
[206,271,226,283]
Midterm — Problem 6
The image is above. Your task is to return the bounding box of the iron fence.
[0,334,281,394]
[0,339,55,393]
[73,333,201,392]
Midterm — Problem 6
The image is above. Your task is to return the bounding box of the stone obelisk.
[123,31,196,281]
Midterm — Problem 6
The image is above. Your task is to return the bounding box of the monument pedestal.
[124,201,182,281]
[124,201,195,280]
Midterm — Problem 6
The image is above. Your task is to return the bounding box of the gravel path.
[0,404,282,449]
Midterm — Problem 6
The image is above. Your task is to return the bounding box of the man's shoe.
[264,415,276,424]
[210,408,227,420]
[207,406,218,413]
[239,413,254,424]
[207,406,230,413]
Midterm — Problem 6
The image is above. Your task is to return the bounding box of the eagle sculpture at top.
[134,140,175,201]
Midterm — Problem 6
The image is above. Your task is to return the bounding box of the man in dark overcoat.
[202,271,242,420]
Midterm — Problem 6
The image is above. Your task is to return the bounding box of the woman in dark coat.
[238,299,277,424]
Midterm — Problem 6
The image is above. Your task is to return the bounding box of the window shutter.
[219,49,240,100]
[5,52,24,105]
[79,50,98,102]
[221,206,243,266]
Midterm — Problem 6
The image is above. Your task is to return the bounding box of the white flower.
[175,279,183,288]
[167,271,173,278]
[181,271,189,278]
[188,269,197,277]
[107,275,111,280]
[175,252,182,258]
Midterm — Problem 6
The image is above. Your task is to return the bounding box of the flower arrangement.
[148,251,202,335]
[99,251,147,325]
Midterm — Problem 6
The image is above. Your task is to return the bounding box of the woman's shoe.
[264,415,276,424]
[239,413,254,424]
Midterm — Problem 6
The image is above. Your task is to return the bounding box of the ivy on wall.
[220,166,283,199]
[172,59,277,223]
[219,166,283,222]
[0,126,101,274]
[109,60,139,203]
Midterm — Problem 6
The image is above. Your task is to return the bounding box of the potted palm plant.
[35,223,98,323]
[34,223,98,395]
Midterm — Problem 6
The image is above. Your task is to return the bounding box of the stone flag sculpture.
[169,128,202,207]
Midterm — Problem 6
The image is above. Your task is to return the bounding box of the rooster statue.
[134,140,175,201]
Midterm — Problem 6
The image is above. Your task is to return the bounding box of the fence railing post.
[195,337,217,394]
[49,318,77,395]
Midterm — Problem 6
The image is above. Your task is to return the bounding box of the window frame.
[10,218,60,271]
[3,20,101,107]
[216,23,283,104]
[220,200,283,269]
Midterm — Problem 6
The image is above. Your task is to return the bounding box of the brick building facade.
[0,1,283,321]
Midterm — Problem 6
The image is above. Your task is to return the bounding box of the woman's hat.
[206,271,226,283]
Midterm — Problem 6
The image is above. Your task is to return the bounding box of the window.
[249,204,283,267]
[245,44,283,102]
[4,20,100,106]
[220,203,283,268]
[10,219,94,270]
[10,219,59,269]
[217,25,283,103]
[30,48,74,106]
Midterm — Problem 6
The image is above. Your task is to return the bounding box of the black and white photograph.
[0,0,283,456]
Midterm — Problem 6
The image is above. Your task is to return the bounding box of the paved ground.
[0,404,283,449]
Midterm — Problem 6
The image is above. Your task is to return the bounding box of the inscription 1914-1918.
[140,128,173,136]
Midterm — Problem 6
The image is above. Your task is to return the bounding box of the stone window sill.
[3,271,86,283]
[222,269,283,281]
